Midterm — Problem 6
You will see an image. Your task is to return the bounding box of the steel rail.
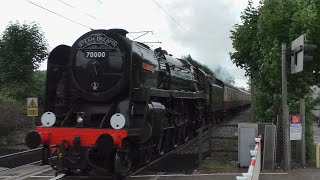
[0,147,42,159]
[129,124,213,177]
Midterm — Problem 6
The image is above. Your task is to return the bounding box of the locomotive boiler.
[25,28,250,177]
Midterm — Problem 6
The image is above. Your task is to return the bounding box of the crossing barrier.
[236,136,262,180]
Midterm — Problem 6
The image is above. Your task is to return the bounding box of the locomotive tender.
[25,29,250,176]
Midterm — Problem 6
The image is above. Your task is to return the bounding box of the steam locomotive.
[25,29,250,177]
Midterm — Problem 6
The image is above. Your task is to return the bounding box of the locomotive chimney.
[109,29,128,37]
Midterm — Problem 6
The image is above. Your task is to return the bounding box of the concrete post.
[250,77,255,122]
[209,123,213,155]
[198,127,203,165]
[300,99,306,167]
[282,43,290,171]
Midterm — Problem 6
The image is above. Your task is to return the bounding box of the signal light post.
[282,43,290,171]
[282,34,317,171]
[291,34,318,74]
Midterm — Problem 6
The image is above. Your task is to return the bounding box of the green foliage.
[0,94,27,136]
[0,22,47,101]
[0,71,46,102]
[0,22,48,137]
[304,107,314,160]
[230,0,320,161]
[0,22,48,85]
[230,0,260,76]
[31,70,46,104]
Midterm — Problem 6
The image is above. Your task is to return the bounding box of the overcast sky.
[0,0,259,88]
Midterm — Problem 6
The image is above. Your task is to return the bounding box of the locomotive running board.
[133,87,207,99]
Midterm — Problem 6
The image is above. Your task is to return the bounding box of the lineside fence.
[196,123,238,165]
[276,115,305,170]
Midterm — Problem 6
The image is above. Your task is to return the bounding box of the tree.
[230,0,260,76]
[230,0,320,160]
[0,22,48,137]
[31,70,46,101]
[0,22,48,100]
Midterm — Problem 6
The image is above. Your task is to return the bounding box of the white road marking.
[0,160,41,174]
[131,172,288,178]
[14,166,52,180]
[30,175,55,178]
[150,172,166,180]
[131,173,239,178]
[48,173,66,180]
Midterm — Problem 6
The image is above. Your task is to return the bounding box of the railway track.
[0,126,219,180]
[0,147,43,169]
[0,144,192,180]
[131,109,249,177]
[0,109,248,180]
[129,127,206,177]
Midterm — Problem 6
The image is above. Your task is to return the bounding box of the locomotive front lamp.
[110,113,126,129]
[77,116,84,123]
[41,112,56,127]
[76,112,85,125]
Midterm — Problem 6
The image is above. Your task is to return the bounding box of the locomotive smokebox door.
[70,30,131,102]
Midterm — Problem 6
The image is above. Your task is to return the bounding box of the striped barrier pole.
[236,136,261,180]
[236,176,248,180]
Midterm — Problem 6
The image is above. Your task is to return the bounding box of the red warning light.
[291,115,301,124]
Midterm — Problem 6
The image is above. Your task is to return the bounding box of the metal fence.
[196,115,304,171]
[275,115,303,171]
[196,124,238,165]
[275,115,285,170]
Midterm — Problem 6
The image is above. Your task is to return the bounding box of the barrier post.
[236,136,261,180]
[300,99,306,167]
[209,123,213,155]
[317,143,320,168]
[198,127,203,165]
[281,43,291,171]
